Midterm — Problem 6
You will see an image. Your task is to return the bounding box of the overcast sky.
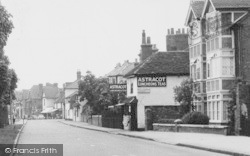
[2,0,190,90]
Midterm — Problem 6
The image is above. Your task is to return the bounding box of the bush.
[157,119,176,124]
[181,112,209,125]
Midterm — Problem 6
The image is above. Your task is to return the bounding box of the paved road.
[18,120,228,156]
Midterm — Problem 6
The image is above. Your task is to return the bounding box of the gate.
[101,108,123,129]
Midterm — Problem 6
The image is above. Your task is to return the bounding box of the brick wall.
[166,34,188,51]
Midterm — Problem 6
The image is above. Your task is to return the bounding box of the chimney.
[168,29,170,35]
[53,83,58,88]
[115,63,121,68]
[171,28,174,34]
[142,30,146,44]
[146,37,151,44]
[182,28,185,34]
[77,70,81,80]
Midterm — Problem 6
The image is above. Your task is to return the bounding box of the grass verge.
[0,124,22,144]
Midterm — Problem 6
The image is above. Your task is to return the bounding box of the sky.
[1,0,190,90]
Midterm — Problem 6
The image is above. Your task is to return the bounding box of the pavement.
[59,120,250,156]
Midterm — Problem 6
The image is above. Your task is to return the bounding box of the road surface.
[18,120,228,156]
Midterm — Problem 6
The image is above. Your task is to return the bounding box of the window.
[211,38,215,51]
[207,102,211,119]
[222,80,234,90]
[217,101,220,120]
[196,68,200,79]
[207,63,210,78]
[222,57,234,75]
[222,37,232,49]
[223,101,228,121]
[212,102,215,120]
[203,63,206,79]
[130,83,133,94]
[197,44,200,56]
[207,40,210,52]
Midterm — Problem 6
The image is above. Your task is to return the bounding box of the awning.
[41,107,58,114]
[111,96,137,108]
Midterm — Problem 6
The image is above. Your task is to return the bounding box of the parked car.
[38,114,45,119]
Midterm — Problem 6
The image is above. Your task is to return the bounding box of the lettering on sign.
[109,84,127,92]
[137,76,166,87]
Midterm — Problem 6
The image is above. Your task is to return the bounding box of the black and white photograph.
[0,0,250,155]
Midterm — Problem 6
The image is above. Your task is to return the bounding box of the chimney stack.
[147,37,151,44]
[171,28,174,34]
[142,30,146,44]
[77,70,81,80]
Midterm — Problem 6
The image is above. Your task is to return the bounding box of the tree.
[173,78,193,116]
[0,4,17,127]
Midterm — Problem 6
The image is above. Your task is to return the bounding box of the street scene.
[1,0,250,156]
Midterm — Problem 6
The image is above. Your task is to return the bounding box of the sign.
[137,76,166,87]
[109,84,127,92]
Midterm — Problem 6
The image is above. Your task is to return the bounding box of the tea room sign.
[137,76,166,87]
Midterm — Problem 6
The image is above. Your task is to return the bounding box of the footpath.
[59,120,250,156]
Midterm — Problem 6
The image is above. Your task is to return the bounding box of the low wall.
[153,123,228,135]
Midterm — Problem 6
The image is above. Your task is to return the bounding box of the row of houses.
[14,0,250,133]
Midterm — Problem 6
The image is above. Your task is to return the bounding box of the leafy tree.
[173,78,193,116]
[0,4,17,127]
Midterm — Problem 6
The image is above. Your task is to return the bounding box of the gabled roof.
[22,90,30,100]
[185,0,205,26]
[106,61,137,77]
[64,80,80,89]
[55,91,65,103]
[211,0,250,9]
[202,0,250,17]
[65,91,78,99]
[125,52,190,77]
[30,85,43,99]
[192,0,206,17]
[43,85,59,99]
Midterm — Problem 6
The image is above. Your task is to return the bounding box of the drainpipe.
[235,24,243,136]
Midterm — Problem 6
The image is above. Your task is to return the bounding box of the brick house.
[185,0,250,125]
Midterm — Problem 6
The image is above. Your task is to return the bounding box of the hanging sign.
[109,84,127,92]
[137,76,166,87]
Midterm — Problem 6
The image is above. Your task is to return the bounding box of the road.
[17,120,228,156]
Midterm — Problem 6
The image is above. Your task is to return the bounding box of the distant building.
[106,60,139,93]
[138,30,158,62]
[64,71,82,121]
[166,28,189,51]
